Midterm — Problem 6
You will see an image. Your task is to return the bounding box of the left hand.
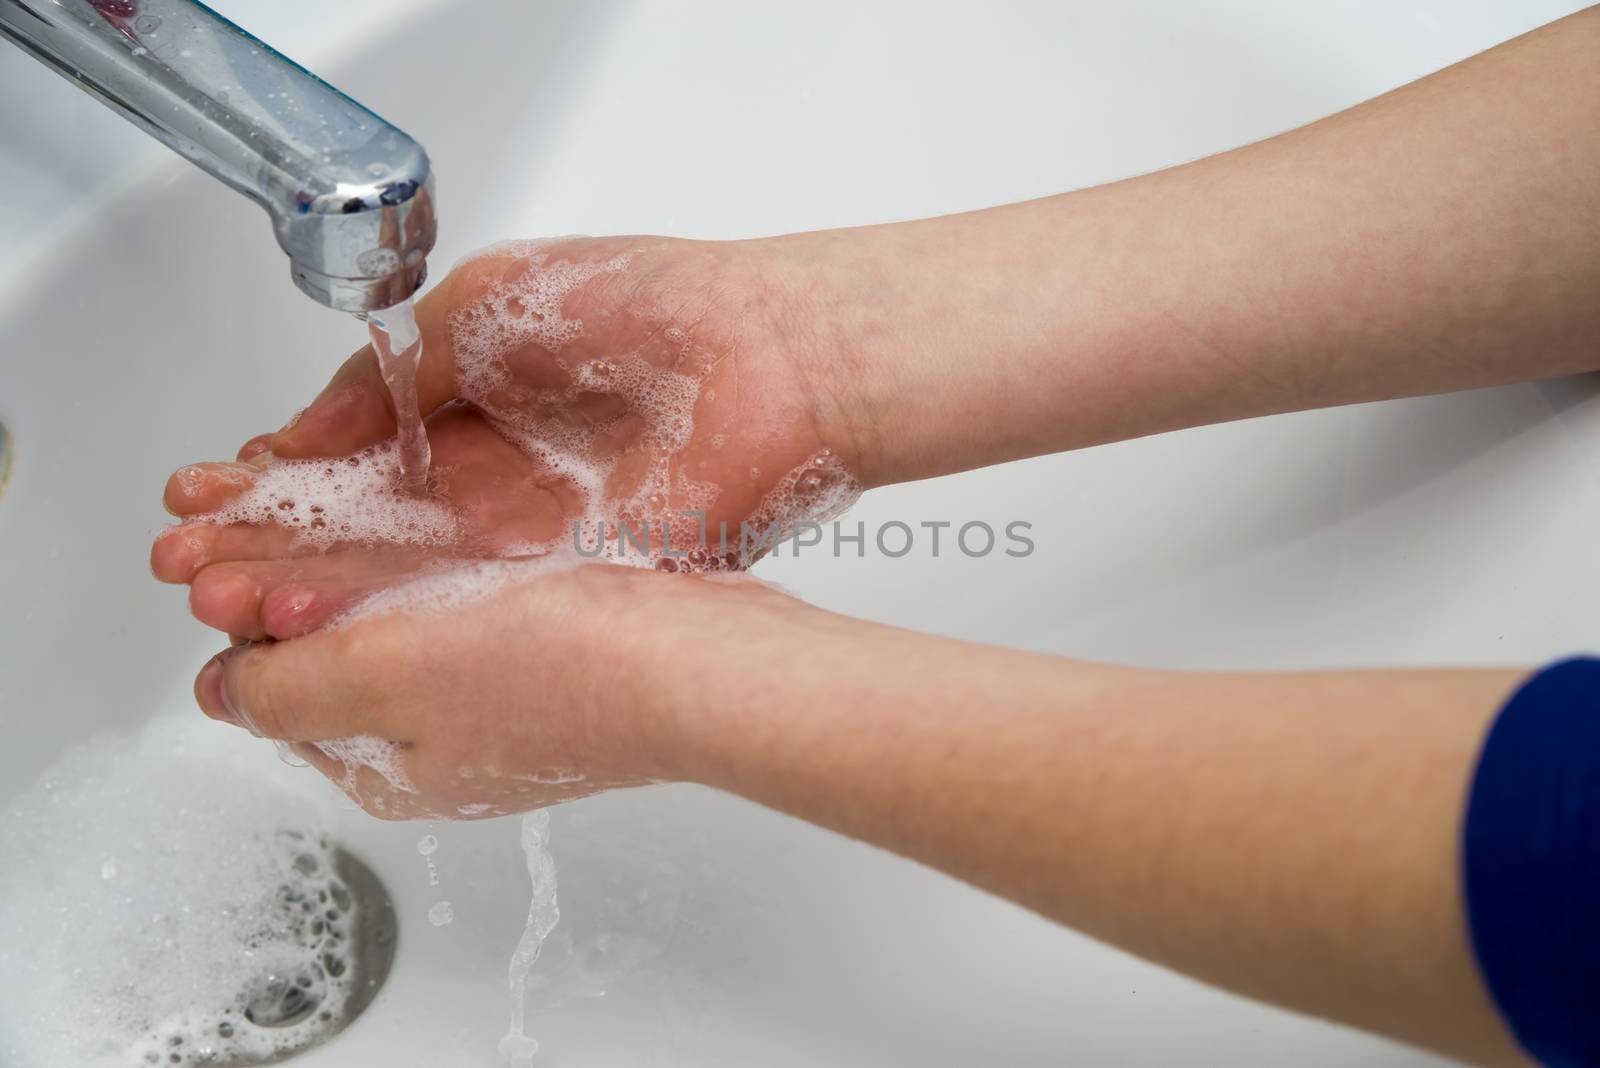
[153,235,861,642]
[190,561,814,819]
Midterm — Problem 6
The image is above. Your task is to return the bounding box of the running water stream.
[499,810,559,1066]
[367,298,432,496]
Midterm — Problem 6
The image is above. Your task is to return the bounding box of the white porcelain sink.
[3,1,1597,1064]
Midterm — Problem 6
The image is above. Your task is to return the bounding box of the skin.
[153,7,1600,1066]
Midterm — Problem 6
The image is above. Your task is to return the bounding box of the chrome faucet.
[0,0,435,313]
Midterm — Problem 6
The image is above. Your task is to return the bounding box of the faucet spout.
[0,0,436,313]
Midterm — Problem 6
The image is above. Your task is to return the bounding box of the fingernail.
[218,646,261,736]
[196,646,257,735]
[173,465,207,495]
[283,590,317,617]
[195,654,234,725]
[151,524,209,579]
[236,432,276,462]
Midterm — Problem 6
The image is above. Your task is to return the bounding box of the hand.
[153,235,861,640]
[189,560,814,820]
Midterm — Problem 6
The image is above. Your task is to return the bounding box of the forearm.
[668,603,1527,1063]
[766,7,1600,486]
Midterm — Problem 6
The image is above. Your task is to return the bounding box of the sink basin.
[3,1,1597,1064]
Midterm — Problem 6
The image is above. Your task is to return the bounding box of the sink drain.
[226,845,398,1065]
[133,839,397,1067]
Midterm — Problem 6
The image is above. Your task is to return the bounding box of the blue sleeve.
[1464,656,1600,1068]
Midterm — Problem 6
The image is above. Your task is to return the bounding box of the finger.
[193,629,398,742]
[188,554,426,637]
[271,274,463,460]
[260,574,404,639]
[237,434,275,462]
[268,343,401,459]
[163,462,259,516]
[151,521,303,584]
[189,565,272,640]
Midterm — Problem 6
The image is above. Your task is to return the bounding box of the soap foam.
[334,552,582,628]
[450,249,632,399]
[0,719,367,1067]
[312,735,416,799]
[737,447,860,566]
[197,441,456,550]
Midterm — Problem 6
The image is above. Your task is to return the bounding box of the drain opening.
[133,842,397,1067]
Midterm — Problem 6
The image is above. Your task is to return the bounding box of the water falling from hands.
[368,297,431,496]
[499,810,558,1067]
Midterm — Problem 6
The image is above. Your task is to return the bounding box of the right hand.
[190,558,829,820]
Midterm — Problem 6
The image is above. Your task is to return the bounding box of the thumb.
[193,634,392,742]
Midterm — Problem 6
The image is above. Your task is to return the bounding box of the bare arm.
[669,598,1530,1065]
[767,6,1600,486]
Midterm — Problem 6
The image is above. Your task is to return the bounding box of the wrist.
[640,572,869,788]
[742,204,1067,489]
[740,226,928,489]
